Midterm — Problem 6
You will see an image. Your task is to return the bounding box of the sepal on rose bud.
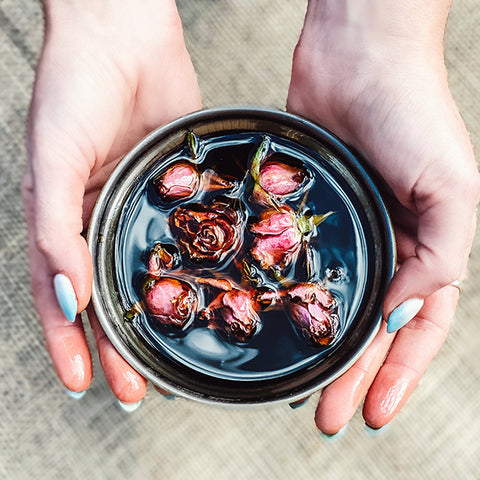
[187,131,201,159]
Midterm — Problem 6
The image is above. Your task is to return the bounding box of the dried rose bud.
[285,282,338,346]
[201,288,260,342]
[147,243,180,276]
[258,159,306,197]
[250,206,302,273]
[172,199,244,263]
[143,276,198,328]
[155,161,200,201]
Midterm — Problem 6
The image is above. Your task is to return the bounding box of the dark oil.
[115,132,373,381]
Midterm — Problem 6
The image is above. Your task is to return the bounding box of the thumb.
[384,166,480,333]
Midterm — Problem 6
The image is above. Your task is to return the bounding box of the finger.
[315,323,393,434]
[364,286,458,428]
[26,130,93,313]
[384,166,479,326]
[154,386,175,399]
[23,183,93,392]
[88,306,147,403]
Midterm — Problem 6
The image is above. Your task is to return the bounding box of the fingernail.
[117,399,142,412]
[289,397,310,409]
[53,274,78,322]
[365,423,390,436]
[387,298,424,333]
[320,425,347,442]
[161,394,176,400]
[65,388,86,400]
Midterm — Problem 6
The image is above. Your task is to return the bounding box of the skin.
[24,0,479,425]
[23,0,201,402]
[287,0,479,432]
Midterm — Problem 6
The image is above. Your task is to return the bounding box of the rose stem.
[203,170,236,190]
[195,276,233,291]
[304,240,311,281]
[304,241,319,282]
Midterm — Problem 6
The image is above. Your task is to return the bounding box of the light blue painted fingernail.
[320,425,347,442]
[53,274,78,322]
[161,394,176,401]
[289,397,310,409]
[365,423,390,436]
[117,399,142,412]
[387,298,424,333]
[65,388,86,400]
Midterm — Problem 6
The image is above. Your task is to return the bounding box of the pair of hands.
[23,0,479,432]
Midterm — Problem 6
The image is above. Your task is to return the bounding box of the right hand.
[287,0,479,432]
[22,0,202,403]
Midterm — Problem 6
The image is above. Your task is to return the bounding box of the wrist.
[301,0,451,67]
[42,0,177,31]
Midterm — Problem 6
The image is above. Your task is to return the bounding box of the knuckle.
[438,260,462,287]
[418,246,462,287]
[35,226,55,257]
[443,261,463,285]
[406,313,451,344]
[21,172,34,203]
[452,166,480,204]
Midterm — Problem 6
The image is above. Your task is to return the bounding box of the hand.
[22,0,201,404]
[287,0,480,432]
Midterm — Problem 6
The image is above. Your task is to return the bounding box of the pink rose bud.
[258,159,306,197]
[285,282,338,346]
[155,161,200,201]
[143,276,198,328]
[201,288,260,342]
[250,206,302,273]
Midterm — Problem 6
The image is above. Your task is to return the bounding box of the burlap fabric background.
[1,1,479,479]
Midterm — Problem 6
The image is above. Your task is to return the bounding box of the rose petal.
[251,227,302,269]
[156,162,200,201]
[144,278,197,327]
[203,289,259,341]
[250,208,295,236]
[222,290,253,319]
[285,282,337,346]
[288,283,335,309]
[172,201,243,263]
[259,161,305,196]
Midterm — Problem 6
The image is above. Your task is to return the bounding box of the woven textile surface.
[1,1,479,479]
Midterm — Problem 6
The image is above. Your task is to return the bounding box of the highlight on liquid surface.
[115,131,373,381]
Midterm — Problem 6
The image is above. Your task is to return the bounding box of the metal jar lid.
[88,107,396,406]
